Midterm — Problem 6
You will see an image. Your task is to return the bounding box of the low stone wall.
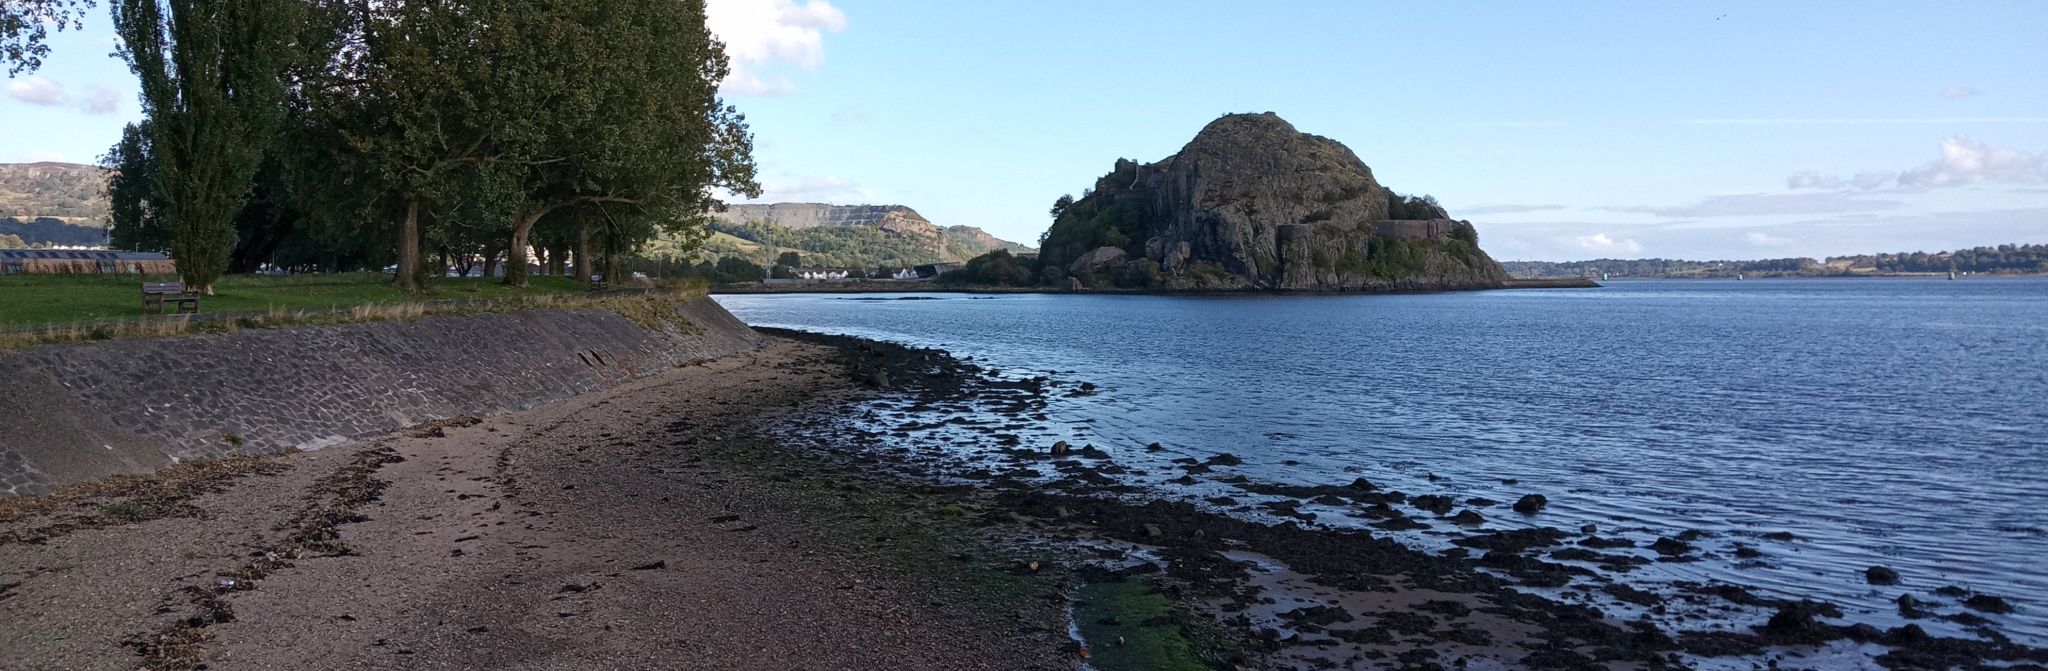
[0,297,762,498]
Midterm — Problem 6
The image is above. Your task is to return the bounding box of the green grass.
[0,272,585,327]
[1075,581,1215,671]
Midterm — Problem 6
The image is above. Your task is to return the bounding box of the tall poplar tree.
[112,0,298,293]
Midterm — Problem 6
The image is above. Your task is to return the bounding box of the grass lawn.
[0,272,586,327]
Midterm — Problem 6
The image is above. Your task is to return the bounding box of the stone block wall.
[0,297,761,498]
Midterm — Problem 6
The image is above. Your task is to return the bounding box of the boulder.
[1067,246,1129,277]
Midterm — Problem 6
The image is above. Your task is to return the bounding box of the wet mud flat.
[0,339,1083,671]
[755,327,2048,671]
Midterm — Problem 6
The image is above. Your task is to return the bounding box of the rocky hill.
[705,203,1032,268]
[0,162,109,225]
[1036,113,1507,291]
[0,162,111,247]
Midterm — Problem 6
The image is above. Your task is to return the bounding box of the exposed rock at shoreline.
[1038,113,1510,291]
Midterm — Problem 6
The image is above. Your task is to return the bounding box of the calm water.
[716,279,2048,644]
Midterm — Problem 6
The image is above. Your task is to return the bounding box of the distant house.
[792,268,850,281]
[0,249,174,275]
[889,267,919,280]
[912,263,955,279]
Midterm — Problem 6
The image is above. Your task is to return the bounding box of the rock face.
[1045,113,1508,291]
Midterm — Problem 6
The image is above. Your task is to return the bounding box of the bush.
[938,249,1036,287]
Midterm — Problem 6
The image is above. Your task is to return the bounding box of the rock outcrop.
[1041,113,1508,291]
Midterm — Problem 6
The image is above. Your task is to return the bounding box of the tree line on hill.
[1501,243,2048,278]
[4,0,755,293]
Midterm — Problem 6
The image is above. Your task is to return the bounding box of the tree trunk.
[547,241,568,276]
[482,254,499,279]
[575,215,594,283]
[395,200,423,292]
[505,209,546,287]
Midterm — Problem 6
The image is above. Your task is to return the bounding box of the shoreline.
[2,329,2041,670]
[711,278,1600,296]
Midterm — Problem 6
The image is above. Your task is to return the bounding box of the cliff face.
[1049,113,1508,291]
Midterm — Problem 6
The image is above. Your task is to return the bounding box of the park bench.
[588,275,608,292]
[141,282,201,315]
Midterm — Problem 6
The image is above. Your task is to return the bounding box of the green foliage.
[113,0,300,292]
[0,233,23,248]
[103,122,165,251]
[1038,200,1150,275]
[1384,192,1444,220]
[937,249,1034,287]
[706,218,984,268]
[0,0,94,75]
[1049,194,1074,220]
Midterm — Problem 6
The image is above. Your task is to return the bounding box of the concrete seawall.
[0,297,762,498]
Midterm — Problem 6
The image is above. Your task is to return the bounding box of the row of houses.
[783,263,956,282]
[0,249,175,275]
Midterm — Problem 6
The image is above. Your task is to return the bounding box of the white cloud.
[1574,233,1642,254]
[1786,170,1895,191]
[1743,232,1789,247]
[1897,135,2048,187]
[829,103,870,125]
[7,76,66,106]
[1678,117,2048,126]
[77,84,122,115]
[739,174,881,203]
[1940,86,1983,101]
[1612,191,1902,218]
[1788,136,2047,191]
[1462,204,1566,216]
[705,0,846,97]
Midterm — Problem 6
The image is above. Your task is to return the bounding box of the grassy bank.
[0,272,590,327]
[0,274,708,350]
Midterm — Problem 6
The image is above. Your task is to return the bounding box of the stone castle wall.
[0,297,762,498]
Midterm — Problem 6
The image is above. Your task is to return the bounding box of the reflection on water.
[717,278,2048,645]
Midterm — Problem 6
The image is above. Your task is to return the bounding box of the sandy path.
[1,339,1076,671]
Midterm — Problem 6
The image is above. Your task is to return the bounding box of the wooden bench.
[587,276,608,292]
[141,282,201,315]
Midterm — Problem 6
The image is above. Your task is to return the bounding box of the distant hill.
[1503,243,2048,278]
[0,216,111,248]
[0,162,109,227]
[698,203,1033,268]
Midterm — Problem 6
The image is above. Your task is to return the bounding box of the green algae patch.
[1075,581,1214,671]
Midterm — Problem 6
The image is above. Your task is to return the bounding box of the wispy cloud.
[705,0,847,97]
[1609,191,1902,218]
[77,84,122,115]
[1940,86,1984,101]
[1677,117,2048,126]
[1442,121,1568,129]
[739,173,882,204]
[1461,204,1567,216]
[6,76,65,106]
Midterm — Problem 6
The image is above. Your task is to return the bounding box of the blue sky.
[6,1,2046,260]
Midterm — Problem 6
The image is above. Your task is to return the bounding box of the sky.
[5,1,2046,261]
